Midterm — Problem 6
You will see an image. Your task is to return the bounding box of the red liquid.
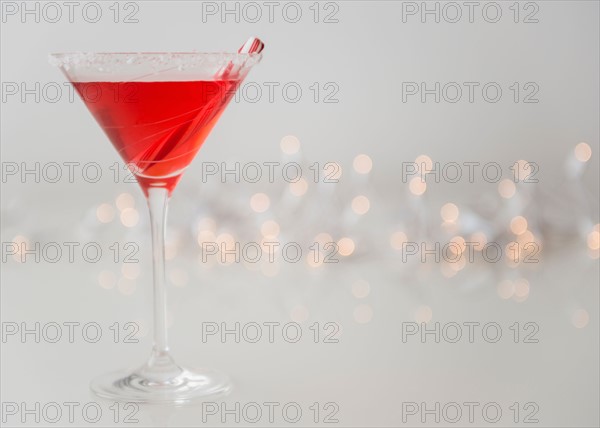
[73,80,239,195]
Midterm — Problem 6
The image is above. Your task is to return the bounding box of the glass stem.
[147,187,170,358]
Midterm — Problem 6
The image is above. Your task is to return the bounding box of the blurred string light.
[116,192,135,211]
[588,225,600,250]
[498,179,516,199]
[314,233,333,244]
[197,230,216,247]
[289,178,308,196]
[514,159,534,182]
[414,305,432,323]
[98,270,116,289]
[351,195,370,215]
[329,162,343,181]
[469,232,487,250]
[572,309,589,328]
[574,142,592,162]
[11,235,28,262]
[441,262,457,278]
[440,203,459,223]
[306,253,322,268]
[261,220,280,238]
[496,278,530,302]
[250,193,270,212]
[96,203,115,223]
[6,139,593,322]
[497,279,515,299]
[448,236,466,256]
[280,135,300,155]
[510,216,528,235]
[589,224,600,259]
[513,278,530,302]
[353,154,373,175]
[567,141,593,178]
[390,231,407,250]
[122,264,140,280]
[121,211,139,228]
[409,177,426,195]
[337,237,355,256]
[415,154,433,175]
[449,256,466,272]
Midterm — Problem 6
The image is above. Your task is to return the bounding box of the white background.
[1,1,599,427]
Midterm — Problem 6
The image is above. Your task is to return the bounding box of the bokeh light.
[280,135,300,154]
[440,262,457,278]
[121,264,140,280]
[11,235,28,261]
[415,155,433,174]
[448,236,466,256]
[98,270,116,289]
[390,231,407,250]
[197,230,217,247]
[328,162,343,180]
[497,280,515,299]
[351,195,370,215]
[514,159,533,182]
[261,220,280,238]
[289,178,308,196]
[314,233,333,245]
[498,179,516,198]
[469,232,487,250]
[96,203,115,223]
[409,177,426,195]
[250,193,270,212]
[588,229,599,250]
[120,208,139,227]
[116,193,135,211]
[574,142,592,162]
[414,305,433,323]
[514,278,530,298]
[572,309,589,328]
[353,154,373,174]
[337,237,355,256]
[510,216,528,235]
[440,203,459,223]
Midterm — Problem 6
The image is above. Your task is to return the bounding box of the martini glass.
[50,45,263,403]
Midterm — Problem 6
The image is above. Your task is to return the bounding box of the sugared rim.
[49,51,263,56]
[49,51,262,67]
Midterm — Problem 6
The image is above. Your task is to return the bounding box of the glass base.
[90,353,231,404]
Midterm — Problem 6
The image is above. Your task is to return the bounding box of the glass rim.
[48,51,262,82]
[49,51,262,56]
[49,51,262,68]
[48,51,262,65]
[48,51,262,68]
